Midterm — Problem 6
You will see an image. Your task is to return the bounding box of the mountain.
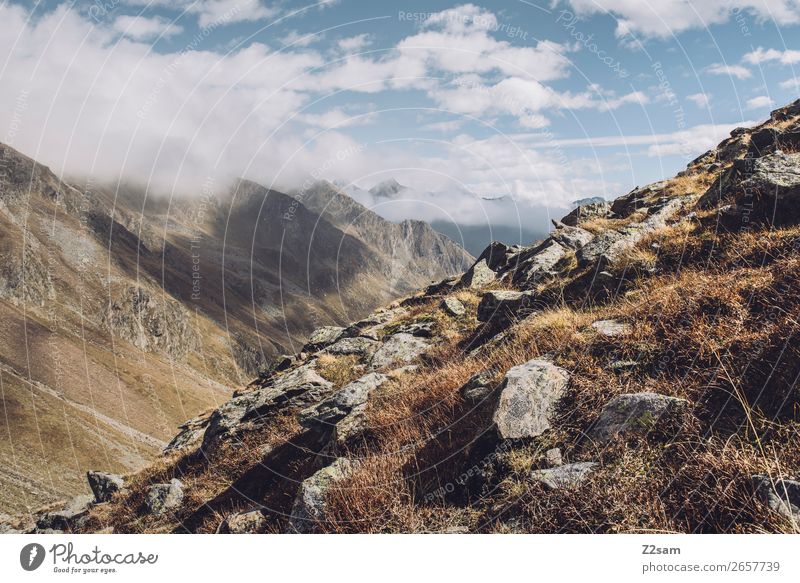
[368,178,406,199]
[15,99,800,535]
[0,145,471,515]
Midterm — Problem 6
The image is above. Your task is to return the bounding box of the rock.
[371,333,429,369]
[589,392,688,443]
[591,319,631,337]
[424,276,460,297]
[544,448,563,467]
[35,495,93,532]
[287,458,352,533]
[550,222,595,250]
[608,360,639,373]
[323,336,379,358]
[476,290,537,326]
[304,326,345,351]
[204,363,333,446]
[440,297,466,317]
[511,240,566,286]
[459,371,497,403]
[460,259,496,288]
[474,241,515,271]
[492,359,569,440]
[611,181,669,218]
[86,471,124,503]
[219,509,268,534]
[300,373,389,428]
[144,479,184,516]
[164,411,213,453]
[752,475,800,521]
[393,320,435,337]
[560,201,611,226]
[531,462,597,490]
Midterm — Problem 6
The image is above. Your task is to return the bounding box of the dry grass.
[315,353,363,387]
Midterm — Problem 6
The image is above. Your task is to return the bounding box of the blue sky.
[2,0,800,226]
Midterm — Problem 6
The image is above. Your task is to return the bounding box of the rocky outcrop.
[304,326,346,351]
[86,472,124,503]
[561,201,611,226]
[144,479,184,516]
[371,333,429,369]
[460,258,496,288]
[441,297,466,317]
[477,290,537,326]
[300,373,389,430]
[493,359,569,440]
[511,240,566,286]
[589,392,687,443]
[752,475,800,522]
[287,458,352,533]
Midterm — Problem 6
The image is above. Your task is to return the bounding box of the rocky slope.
[6,98,800,534]
[0,144,471,516]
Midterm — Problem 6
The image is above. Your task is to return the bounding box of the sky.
[1,0,800,229]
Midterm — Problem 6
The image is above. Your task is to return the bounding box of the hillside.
[5,98,800,534]
[0,145,471,516]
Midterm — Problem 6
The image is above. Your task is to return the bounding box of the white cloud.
[687,92,711,107]
[123,0,278,28]
[706,63,752,79]
[743,46,800,66]
[746,95,776,109]
[279,30,320,48]
[337,34,373,53]
[779,77,800,90]
[112,15,182,40]
[297,108,376,129]
[563,0,800,38]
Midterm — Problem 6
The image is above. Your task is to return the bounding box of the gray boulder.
[300,372,389,428]
[560,201,611,226]
[287,458,352,533]
[511,240,566,286]
[531,462,597,490]
[476,290,537,325]
[35,495,93,532]
[164,411,212,453]
[144,478,184,516]
[86,471,124,503]
[459,371,497,403]
[219,509,268,534]
[544,447,563,467]
[550,222,595,250]
[440,297,466,317]
[493,359,569,440]
[460,259,496,288]
[304,326,345,351]
[371,333,429,369]
[323,336,379,358]
[752,475,800,522]
[589,392,687,443]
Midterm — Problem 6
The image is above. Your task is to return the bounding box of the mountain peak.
[369,178,406,198]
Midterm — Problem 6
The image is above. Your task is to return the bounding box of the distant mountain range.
[0,143,472,513]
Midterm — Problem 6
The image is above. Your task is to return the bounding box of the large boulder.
[218,509,268,534]
[304,326,346,351]
[460,259,496,288]
[531,462,597,490]
[86,471,124,503]
[163,411,212,454]
[300,373,389,429]
[35,495,93,533]
[476,290,537,325]
[610,181,669,218]
[474,241,516,271]
[588,392,687,443]
[511,240,566,286]
[323,336,379,358]
[371,333,429,369]
[440,297,466,317]
[287,458,352,533]
[560,201,611,226]
[550,222,595,250]
[493,359,569,440]
[144,479,184,516]
[751,475,800,522]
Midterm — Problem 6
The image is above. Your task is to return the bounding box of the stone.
[300,373,389,428]
[608,360,639,373]
[304,326,345,351]
[440,297,466,317]
[144,479,184,516]
[511,240,566,286]
[459,371,497,403]
[476,290,537,325]
[751,475,800,521]
[424,276,460,297]
[371,333,429,369]
[393,320,436,337]
[492,359,569,440]
[591,319,631,337]
[35,495,93,533]
[323,336,378,358]
[287,458,352,533]
[550,222,595,250]
[589,392,688,443]
[86,471,124,503]
[544,447,563,467]
[610,181,669,218]
[460,259,496,288]
[219,509,268,534]
[164,411,212,453]
[560,201,611,226]
[474,241,515,271]
[531,462,597,490]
